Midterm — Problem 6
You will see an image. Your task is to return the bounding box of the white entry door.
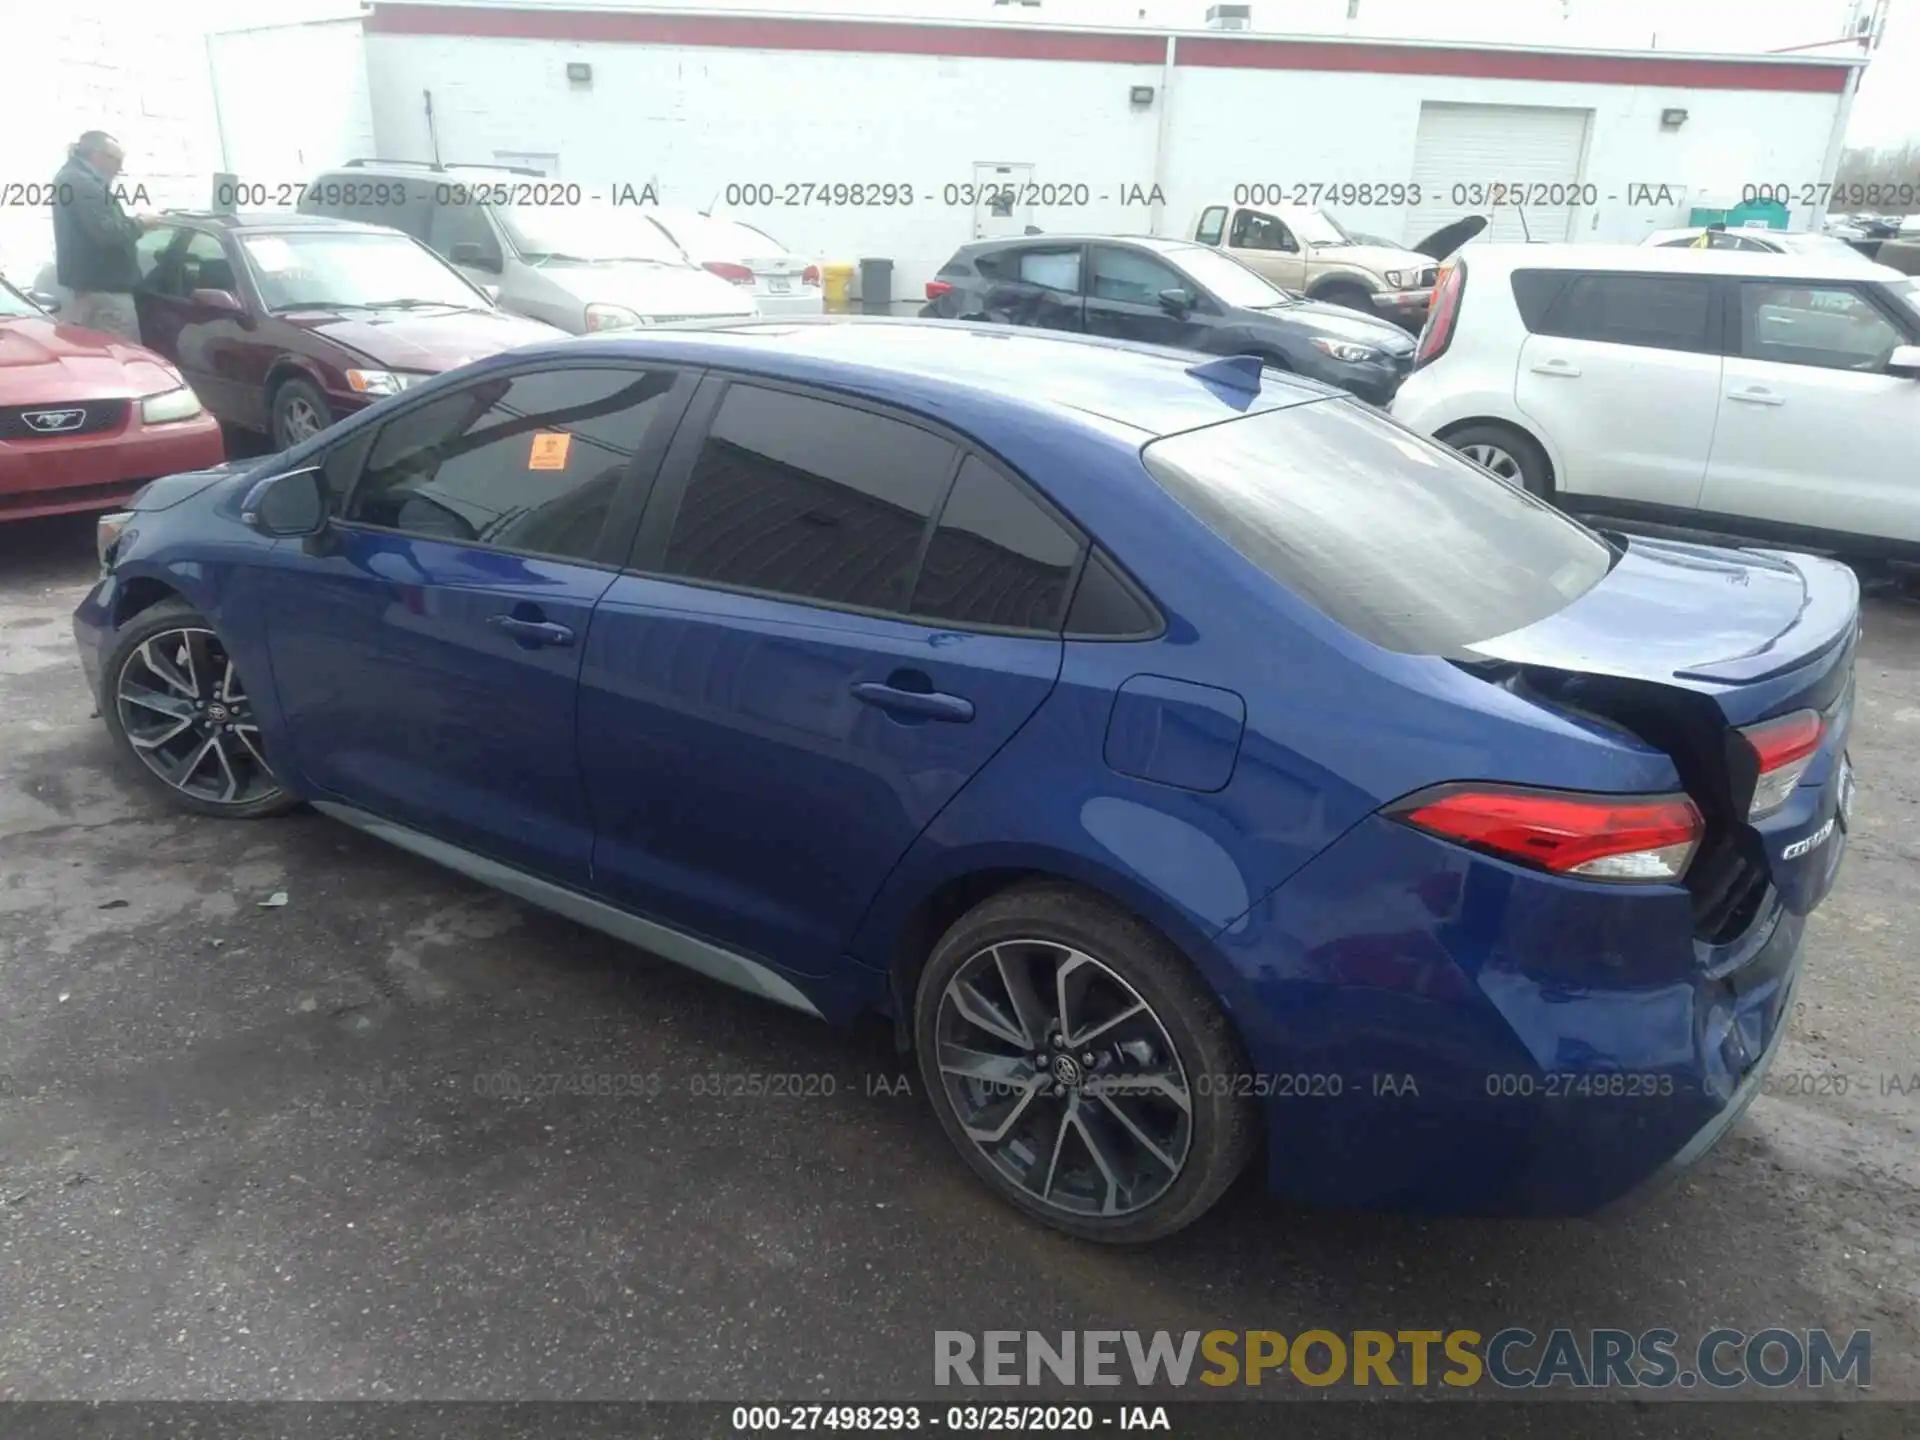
[972,162,1034,241]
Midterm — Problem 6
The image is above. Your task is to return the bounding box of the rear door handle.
[487,614,576,647]
[1726,388,1785,406]
[851,682,975,723]
[1528,359,1581,377]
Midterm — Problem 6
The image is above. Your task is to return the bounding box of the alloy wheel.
[1459,441,1523,483]
[114,627,282,806]
[933,939,1193,1219]
[281,397,323,443]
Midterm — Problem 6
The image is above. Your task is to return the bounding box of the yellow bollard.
[822,262,855,314]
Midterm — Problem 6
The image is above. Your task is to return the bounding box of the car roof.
[1459,242,1905,282]
[160,211,396,236]
[965,234,1207,255]
[517,316,1338,437]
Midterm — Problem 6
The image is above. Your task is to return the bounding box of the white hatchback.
[1390,243,1920,555]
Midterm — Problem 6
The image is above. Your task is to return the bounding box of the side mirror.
[189,288,245,313]
[28,289,61,312]
[451,241,501,272]
[241,466,327,537]
[1158,287,1194,315]
[1888,344,1920,379]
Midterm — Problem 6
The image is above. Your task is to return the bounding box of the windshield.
[653,211,787,260]
[499,205,692,264]
[1293,209,1355,247]
[0,279,41,319]
[244,231,486,311]
[1771,232,1865,259]
[1141,400,1614,655]
[1890,278,1920,325]
[1169,246,1296,307]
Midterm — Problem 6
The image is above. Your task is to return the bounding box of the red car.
[0,277,225,522]
[129,212,565,448]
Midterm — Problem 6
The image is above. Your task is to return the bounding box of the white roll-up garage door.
[1404,102,1594,246]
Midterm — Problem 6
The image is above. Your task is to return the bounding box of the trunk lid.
[1466,537,1860,933]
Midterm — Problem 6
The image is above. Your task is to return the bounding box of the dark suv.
[921,235,1415,403]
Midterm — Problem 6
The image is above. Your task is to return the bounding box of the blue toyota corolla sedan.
[73,318,1857,1243]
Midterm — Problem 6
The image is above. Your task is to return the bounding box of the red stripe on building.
[364,5,1853,93]
[1177,36,1851,92]
[365,6,1165,63]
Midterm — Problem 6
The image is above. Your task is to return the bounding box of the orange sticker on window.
[528,432,572,470]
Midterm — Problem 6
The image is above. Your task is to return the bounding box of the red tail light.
[703,260,756,286]
[1740,709,1825,818]
[802,264,821,286]
[1415,259,1465,368]
[926,280,954,300]
[1393,784,1704,882]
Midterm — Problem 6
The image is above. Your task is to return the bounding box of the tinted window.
[1510,270,1572,330]
[1534,273,1715,352]
[1140,399,1613,655]
[660,385,956,612]
[1066,550,1158,638]
[1195,206,1228,246]
[1018,248,1082,292]
[134,226,180,284]
[345,367,674,560]
[428,202,501,265]
[1738,282,1905,372]
[972,250,1015,281]
[1089,247,1185,305]
[911,457,1080,631]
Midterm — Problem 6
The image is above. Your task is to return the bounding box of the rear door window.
[1195,206,1228,246]
[1140,399,1614,655]
[1016,248,1082,292]
[909,456,1081,631]
[1526,272,1717,353]
[656,384,957,613]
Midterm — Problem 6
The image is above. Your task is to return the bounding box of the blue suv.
[73,319,1858,1242]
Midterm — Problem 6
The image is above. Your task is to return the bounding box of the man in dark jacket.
[52,131,152,343]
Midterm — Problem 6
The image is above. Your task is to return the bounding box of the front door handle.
[1726,388,1785,406]
[851,681,975,723]
[488,614,576,647]
[1529,359,1581,377]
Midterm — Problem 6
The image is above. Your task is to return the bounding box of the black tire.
[913,881,1257,1244]
[270,376,333,449]
[100,598,300,819]
[1443,421,1553,498]
[1310,283,1376,314]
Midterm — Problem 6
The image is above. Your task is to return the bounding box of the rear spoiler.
[1675,551,1860,684]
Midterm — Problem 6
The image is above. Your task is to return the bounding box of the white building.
[194,0,1866,305]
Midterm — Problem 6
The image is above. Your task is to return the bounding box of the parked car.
[127,212,564,448]
[74,318,1857,1240]
[1392,244,1920,558]
[1643,225,1885,268]
[641,207,823,316]
[1187,202,1486,328]
[920,235,1415,404]
[299,161,758,334]
[0,275,224,521]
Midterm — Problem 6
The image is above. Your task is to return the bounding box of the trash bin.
[822,262,855,313]
[859,257,893,316]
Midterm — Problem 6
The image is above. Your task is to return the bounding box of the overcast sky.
[202,0,1918,149]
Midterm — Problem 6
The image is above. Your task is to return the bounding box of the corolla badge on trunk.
[1782,816,1838,862]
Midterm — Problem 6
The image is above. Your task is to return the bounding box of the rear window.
[1140,399,1615,655]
